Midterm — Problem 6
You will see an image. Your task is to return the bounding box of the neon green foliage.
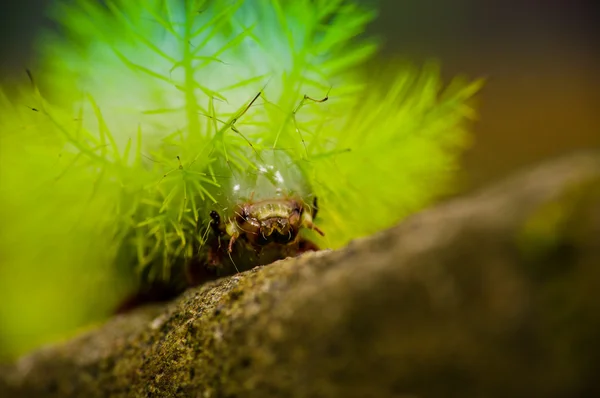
[0,0,482,359]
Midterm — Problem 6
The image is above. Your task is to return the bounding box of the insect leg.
[292,90,330,157]
[228,233,239,252]
[312,196,319,219]
[228,90,262,156]
[199,90,263,159]
[297,238,320,253]
[209,210,222,236]
[301,209,325,236]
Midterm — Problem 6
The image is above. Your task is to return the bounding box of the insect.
[117,91,328,312]
[117,151,326,312]
[187,150,325,283]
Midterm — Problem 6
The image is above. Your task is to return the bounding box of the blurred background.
[371,0,599,188]
[2,0,597,189]
[0,0,598,359]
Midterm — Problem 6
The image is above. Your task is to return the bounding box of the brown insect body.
[186,196,323,284]
[116,151,324,313]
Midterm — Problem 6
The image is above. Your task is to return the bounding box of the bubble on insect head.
[209,149,314,218]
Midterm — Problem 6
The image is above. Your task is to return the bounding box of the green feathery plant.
[0,0,482,359]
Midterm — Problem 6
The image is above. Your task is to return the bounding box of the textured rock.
[1,151,599,398]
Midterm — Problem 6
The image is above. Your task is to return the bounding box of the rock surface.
[1,151,599,398]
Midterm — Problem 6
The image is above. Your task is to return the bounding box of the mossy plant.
[0,0,482,359]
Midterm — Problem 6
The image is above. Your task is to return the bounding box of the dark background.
[370,0,599,188]
[1,0,598,189]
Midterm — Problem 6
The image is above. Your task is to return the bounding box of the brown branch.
[2,151,600,398]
